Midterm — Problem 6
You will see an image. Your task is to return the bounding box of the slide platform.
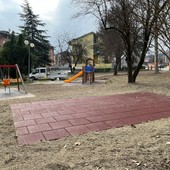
[64,71,83,83]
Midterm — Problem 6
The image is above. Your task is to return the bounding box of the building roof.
[0,30,10,36]
[69,32,95,44]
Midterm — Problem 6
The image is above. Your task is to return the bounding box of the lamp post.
[24,40,35,82]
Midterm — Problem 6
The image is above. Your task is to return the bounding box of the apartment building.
[49,46,56,65]
[69,32,102,64]
[0,30,10,48]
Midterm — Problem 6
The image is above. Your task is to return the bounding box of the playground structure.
[64,58,95,84]
[82,58,95,84]
[2,79,11,92]
[64,71,83,83]
[0,64,27,93]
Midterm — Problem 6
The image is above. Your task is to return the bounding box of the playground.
[0,64,34,100]
[0,71,170,169]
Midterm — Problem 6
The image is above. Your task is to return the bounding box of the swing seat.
[2,79,10,92]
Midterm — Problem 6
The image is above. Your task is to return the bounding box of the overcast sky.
[0,0,98,46]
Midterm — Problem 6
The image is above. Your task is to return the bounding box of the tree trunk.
[127,65,134,83]
[74,57,80,67]
[133,30,150,82]
[69,63,73,73]
[154,20,159,74]
[113,56,120,75]
[114,64,118,75]
[127,54,134,83]
[126,43,135,83]
[118,57,121,71]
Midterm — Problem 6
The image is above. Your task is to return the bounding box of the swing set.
[0,64,27,94]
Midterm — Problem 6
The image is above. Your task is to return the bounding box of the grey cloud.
[0,1,21,32]
[0,0,98,46]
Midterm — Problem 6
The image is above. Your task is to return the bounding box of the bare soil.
[0,71,170,170]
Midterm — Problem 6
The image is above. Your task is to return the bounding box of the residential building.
[48,46,56,65]
[69,32,103,64]
[0,30,10,48]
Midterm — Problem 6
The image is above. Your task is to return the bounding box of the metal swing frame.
[0,64,27,94]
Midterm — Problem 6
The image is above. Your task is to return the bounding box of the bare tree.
[56,35,73,72]
[157,4,170,61]
[72,0,170,83]
[69,39,88,72]
[98,25,124,75]
[56,34,88,73]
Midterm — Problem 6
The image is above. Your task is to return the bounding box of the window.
[40,69,46,73]
[35,69,39,73]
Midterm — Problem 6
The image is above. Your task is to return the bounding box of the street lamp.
[24,40,35,82]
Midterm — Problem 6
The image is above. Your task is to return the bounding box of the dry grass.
[0,71,170,170]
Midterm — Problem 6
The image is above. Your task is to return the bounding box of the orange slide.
[64,71,83,83]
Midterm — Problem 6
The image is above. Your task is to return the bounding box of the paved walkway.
[10,92,170,145]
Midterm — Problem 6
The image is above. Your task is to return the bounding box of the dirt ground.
[0,71,170,170]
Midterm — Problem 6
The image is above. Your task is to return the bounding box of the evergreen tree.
[0,31,16,65]
[0,32,28,77]
[19,0,51,68]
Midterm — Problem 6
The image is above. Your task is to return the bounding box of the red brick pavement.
[10,92,170,145]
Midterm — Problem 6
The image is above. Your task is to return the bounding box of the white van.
[29,67,69,80]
